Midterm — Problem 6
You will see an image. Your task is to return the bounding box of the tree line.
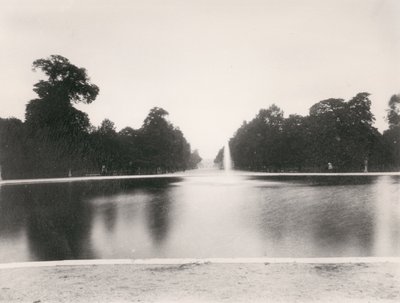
[0,55,202,180]
[215,93,400,172]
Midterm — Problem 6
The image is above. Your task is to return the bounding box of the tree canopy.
[0,56,201,179]
[31,55,99,103]
[383,94,400,169]
[387,94,400,128]
[218,93,397,172]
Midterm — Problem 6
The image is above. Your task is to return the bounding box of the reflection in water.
[103,205,117,233]
[0,185,27,238]
[145,189,173,246]
[373,176,400,256]
[87,179,179,259]
[0,183,95,261]
[249,176,378,257]
[0,186,30,261]
[25,183,95,261]
[0,173,399,262]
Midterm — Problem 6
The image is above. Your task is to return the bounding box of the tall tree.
[227,93,388,172]
[30,55,99,104]
[90,119,122,174]
[0,57,201,179]
[230,104,284,171]
[25,55,99,177]
[139,107,191,173]
[387,94,400,129]
[0,118,27,179]
[189,149,202,169]
[383,94,400,169]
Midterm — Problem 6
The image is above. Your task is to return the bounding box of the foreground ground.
[0,262,399,302]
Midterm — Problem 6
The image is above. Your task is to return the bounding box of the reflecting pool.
[0,171,399,262]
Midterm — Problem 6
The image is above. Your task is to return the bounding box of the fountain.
[223,141,233,172]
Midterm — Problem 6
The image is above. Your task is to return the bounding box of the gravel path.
[1,262,400,302]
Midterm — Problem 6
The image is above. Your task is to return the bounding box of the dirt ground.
[0,262,399,302]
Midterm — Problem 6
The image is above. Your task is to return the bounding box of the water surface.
[0,171,399,262]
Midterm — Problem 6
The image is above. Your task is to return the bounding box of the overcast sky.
[1,0,399,159]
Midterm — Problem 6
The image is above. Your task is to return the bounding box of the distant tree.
[281,114,308,171]
[119,126,136,137]
[307,94,383,171]
[257,104,285,170]
[387,94,400,128]
[0,118,27,179]
[117,127,141,174]
[91,119,121,173]
[308,98,347,168]
[346,92,374,126]
[226,93,388,172]
[306,94,379,171]
[97,119,117,136]
[139,107,192,173]
[214,147,224,167]
[143,107,169,127]
[230,104,284,171]
[383,127,400,169]
[383,94,400,170]
[344,92,377,170]
[188,150,202,169]
[309,98,346,117]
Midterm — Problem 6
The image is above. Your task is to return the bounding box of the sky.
[1,0,399,159]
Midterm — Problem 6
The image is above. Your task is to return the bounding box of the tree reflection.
[311,193,374,256]
[102,205,117,233]
[373,176,400,256]
[26,183,96,261]
[0,185,28,238]
[255,183,375,257]
[145,188,173,246]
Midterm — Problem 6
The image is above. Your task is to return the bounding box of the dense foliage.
[0,55,201,179]
[383,94,400,169]
[216,93,399,172]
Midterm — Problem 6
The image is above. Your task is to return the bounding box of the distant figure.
[328,162,333,171]
[101,165,107,176]
[68,169,72,177]
[364,158,368,173]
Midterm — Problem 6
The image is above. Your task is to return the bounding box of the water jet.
[223,142,233,172]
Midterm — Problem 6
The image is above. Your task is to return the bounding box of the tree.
[0,57,201,179]
[143,107,169,127]
[225,93,388,172]
[31,55,99,104]
[383,127,400,169]
[189,149,202,169]
[214,147,224,168]
[117,127,141,174]
[387,94,400,128]
[97,119,117,136]
[383,94,400,170]
[257,104,285,170]
[309,98,346,117]
[90,119,121,173]
[139,107,192,173]
[0,118,27,179]
[230,104,285,171]
[281,114,309,170]
[24,55,99,177]
[344,93,377,170]
[307,94,378,171]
